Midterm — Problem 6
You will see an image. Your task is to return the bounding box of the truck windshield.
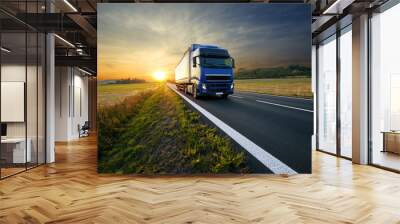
[200,57,233,68]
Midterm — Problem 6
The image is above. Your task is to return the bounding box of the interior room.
[0,0,400,223]
[0,14,46,178]
[370,2,400,171]
[0,0,96,179]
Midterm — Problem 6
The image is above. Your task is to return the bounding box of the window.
[200,57,233,68]
[339,26,352,158]
[0,3,46,179]
[317,35,337,154]
[370,2,400,171]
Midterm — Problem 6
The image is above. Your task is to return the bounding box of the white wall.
[55,67,70,141]
[1,63,46,164]
[1,65,26,128]
[0,65,41,138]
[55,67,89,141]
[1,65,26,139]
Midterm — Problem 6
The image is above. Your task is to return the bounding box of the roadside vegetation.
[235,65,310,80]
[235,77,312,98]
[98,85,250,174]
[98,82,161,107]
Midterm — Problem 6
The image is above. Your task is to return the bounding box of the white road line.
[167,84,297,175]
[231,95,244,99]
[256,100,313,113]
[238,91,313,101]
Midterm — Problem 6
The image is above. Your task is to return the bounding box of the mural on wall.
[97,3,312,174]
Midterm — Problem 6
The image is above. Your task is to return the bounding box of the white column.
[46,0,55,163]
[46,33,55,163]
[352,14,369,164]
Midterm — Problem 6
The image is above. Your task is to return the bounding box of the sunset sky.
[98,4,311,81]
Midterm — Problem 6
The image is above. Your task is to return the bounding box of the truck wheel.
[193,85,199,99]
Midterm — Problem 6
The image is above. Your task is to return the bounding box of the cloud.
[98,4,310,80]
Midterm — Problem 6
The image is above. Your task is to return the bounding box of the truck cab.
[175,44,235,99]
[192,44,234,98]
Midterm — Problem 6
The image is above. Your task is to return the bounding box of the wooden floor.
[1,136,400,223]
[1,167,26,178]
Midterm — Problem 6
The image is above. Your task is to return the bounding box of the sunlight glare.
[153,71,166,81]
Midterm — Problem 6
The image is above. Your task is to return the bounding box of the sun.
[153,71,166,81]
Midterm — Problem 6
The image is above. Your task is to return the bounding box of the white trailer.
[175,48,191,86]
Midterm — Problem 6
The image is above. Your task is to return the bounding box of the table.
[382,131,400,154]
[1,138,31,163]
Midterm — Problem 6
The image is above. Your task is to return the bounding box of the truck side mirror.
[193,57,197,68]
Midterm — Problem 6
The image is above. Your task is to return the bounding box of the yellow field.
[234,78,312,98]
[98,82,161,107]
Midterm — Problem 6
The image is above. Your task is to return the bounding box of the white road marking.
[239,91,313,101]
[231,95,244,99]
[256,100,313,113]
[167,84,297,175]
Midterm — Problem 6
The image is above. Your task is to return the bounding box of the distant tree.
[235,65,311,79]
[114,78,147,84]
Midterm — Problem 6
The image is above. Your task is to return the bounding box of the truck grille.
[205,76,231,81]
[207,83,230,92]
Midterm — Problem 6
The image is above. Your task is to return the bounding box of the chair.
[79,121,90,138]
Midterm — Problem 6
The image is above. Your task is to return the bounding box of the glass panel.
[27,31,38,169]
[38,33,45,165]
[26,0,39,169]
[0,1,46,179]
[1,31,27,177]
[371,3,400,171]
[339,26,352,158]
[317,35,337,154]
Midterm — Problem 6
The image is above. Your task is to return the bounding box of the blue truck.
[175,44,235,99]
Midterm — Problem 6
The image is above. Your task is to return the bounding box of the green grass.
[235,77,312,98]
[97,85,250,174]
[98,82,161,107]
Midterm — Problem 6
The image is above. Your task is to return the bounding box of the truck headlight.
[202,84,207,90]
[231,83,234,89]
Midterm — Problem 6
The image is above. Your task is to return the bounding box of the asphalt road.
[178,89,313,173]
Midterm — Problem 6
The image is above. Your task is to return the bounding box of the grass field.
[235,77,312,98]
[98,82,161,107]
[98,85,250,174]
